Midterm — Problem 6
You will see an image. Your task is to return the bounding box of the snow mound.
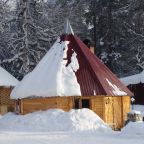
[128,110,141,115]
[122,105,144,137]
[0,109,111,133]
[132,105,144,116]
[121,122,144,136]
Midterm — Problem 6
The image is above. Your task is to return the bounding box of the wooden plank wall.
[103,97,114,128]
[21,97,73,115]
[113,97,122,130]
[0,87,14,105]
[0,105,8,114]
[91,96,104,119]
[0,87,15,114]
[104,96,130,130]
[122,96,130,125]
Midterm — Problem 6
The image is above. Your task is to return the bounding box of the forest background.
[0,0,144,80]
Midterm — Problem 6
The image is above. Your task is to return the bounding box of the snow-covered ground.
[0,106,143,144]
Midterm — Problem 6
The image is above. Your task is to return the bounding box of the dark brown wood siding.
[128,83,144,104]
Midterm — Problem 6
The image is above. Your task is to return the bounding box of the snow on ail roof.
[0,66,19,87]
[11,20,133,99]
[11,38,81,99]
[106,79,127,95]
[120,71,144,86]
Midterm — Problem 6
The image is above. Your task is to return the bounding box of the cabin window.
[74,99,90,109]
[82,99,90,108]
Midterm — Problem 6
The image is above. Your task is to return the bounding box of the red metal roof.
[62,34,133,96]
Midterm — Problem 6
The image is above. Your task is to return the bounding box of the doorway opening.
[82,99,90,108]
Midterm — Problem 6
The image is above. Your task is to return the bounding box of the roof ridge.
[63,19,74,35]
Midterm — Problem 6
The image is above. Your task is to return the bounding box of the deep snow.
[0,106,143,144]
[0,109,111,132]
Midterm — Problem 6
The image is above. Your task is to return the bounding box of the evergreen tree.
[85,0,144,76]
[0,0,144,79]
[1,0,50,79]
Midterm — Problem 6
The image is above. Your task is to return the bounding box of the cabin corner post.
[20,99,24,114]
[121,96,124,127]
[0,90,1,105]
[15,99,23,114]
[103,96,106,122]
[122,96,131,126]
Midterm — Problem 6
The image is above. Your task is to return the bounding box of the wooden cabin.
[16,96,130,130]
[11,20,133,130]
[121,71,144,105]
[0,67,19,114]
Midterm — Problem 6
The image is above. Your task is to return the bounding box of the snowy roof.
[11,20,133,99]
[0,66,19,87]
[120,71,144,86]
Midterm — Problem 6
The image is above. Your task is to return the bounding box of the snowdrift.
[121,121,144,136]
[121,105,144,137]
[0,109,111,132]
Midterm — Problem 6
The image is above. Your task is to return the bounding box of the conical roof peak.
[63,19,74,35]
[11,21,133,99]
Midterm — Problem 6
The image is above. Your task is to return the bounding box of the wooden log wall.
[103,96,130,130]
[122,96,130,125]
[17,95,130,130]
[113,97,123,129]
[0,87,15,114]
[91,96,104,119]
[20,97,73,115]
[103,97,114,128]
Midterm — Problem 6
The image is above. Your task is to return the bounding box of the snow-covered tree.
[1,0,144,79]
[84,0,124,73]
[118,0,144,75]
[1,0,50,79]
[84,0,144,76]
[0,0,89,79]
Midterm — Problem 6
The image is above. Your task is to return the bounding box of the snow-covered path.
[0,131,143,144]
